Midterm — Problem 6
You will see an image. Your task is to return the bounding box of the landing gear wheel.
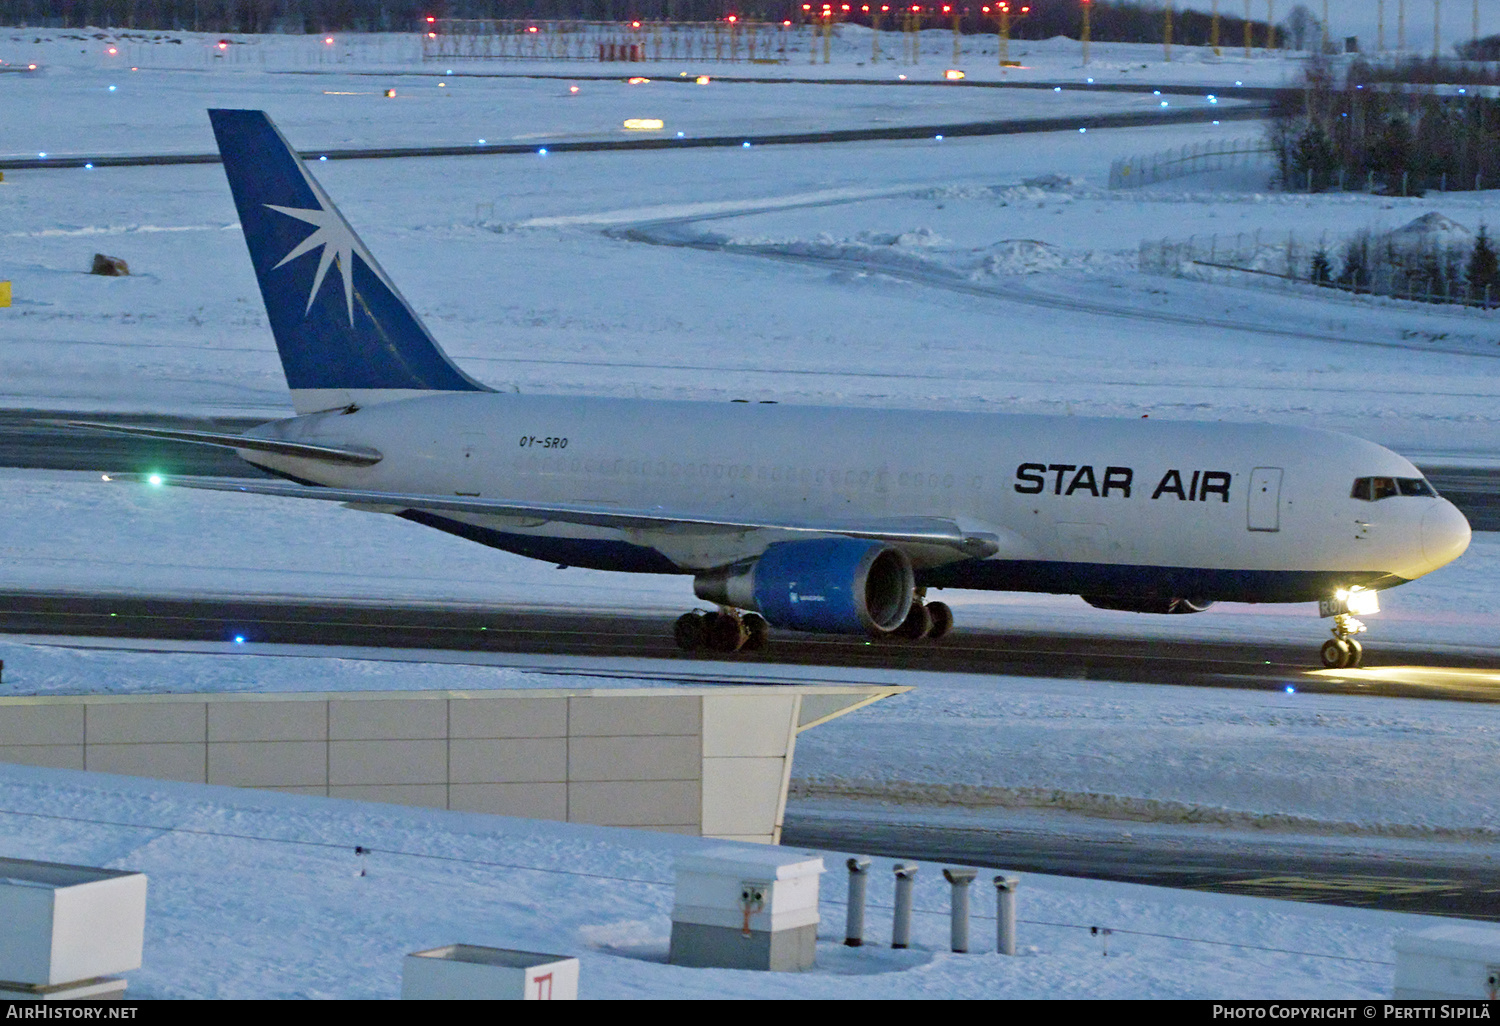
[674,612,706,652]
[707,611,749,653]
[741,613,770,652]
[895,601,934,640]
[1320,638,1352,669]
[1344,638,1363,668]
[926,601,953,640]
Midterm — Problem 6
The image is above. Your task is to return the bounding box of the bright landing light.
[147,474,163,486]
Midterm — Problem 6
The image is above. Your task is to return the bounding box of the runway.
[0,80,1266,171]
[1,591,1498,700]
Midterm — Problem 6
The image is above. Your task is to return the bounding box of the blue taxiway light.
[234,635,246,645]
[1285,685,1296,694]
[538,147,548,155]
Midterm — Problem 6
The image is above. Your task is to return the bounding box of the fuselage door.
[1247,467,1283,532]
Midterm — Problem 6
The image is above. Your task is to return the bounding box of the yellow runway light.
[628,77,651,84]
[623,118,665,131]
[945,69,965,79]
[696,75,711,84]
[0,281,10,308]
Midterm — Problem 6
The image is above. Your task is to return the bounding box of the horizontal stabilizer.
[108,474,1001,557]
[57,421,383,466]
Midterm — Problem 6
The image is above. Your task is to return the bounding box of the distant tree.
[1339,231,1371,290]
[1282,4,1322,52]
[1469,224,1500,297]
[1458,34,1500,62]
[1310,247,1333,285]
[1292,124,1339,192]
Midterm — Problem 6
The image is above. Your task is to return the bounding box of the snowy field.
[0,761,1429,1000]
[2,30,1499,999]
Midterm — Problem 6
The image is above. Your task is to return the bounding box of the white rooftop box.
[669,846,824,971]
[401,945,579,1000]
[0,857,147,992]
[1395,924,1500,1000]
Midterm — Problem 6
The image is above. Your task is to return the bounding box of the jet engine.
[1082,596,1215,615]
[694,537,914,635]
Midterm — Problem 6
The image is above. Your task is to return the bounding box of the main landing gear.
[674,608,770,654]
[894,597,954,641]
[671,596,955,653]
[1320,613,1366,669]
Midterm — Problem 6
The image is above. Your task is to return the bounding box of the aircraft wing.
[110,474,1002,558]
[52,420,383,467]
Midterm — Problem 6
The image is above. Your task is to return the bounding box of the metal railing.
[1110,138,1273,190]
[1139,229,1498,312]
[422,19,791,64]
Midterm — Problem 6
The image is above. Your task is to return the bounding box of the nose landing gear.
[1320,613,1366,669]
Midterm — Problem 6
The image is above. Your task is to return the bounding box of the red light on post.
[425,15,435,22]
[324,37,334,45]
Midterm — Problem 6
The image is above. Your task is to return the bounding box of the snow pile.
[1381,212,1477,250]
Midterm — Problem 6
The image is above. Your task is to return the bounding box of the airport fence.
[422,19,792,64]
[1109,138,1273,190]
[1139,229,1500,313]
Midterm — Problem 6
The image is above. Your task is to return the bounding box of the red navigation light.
[427,31,436,38]
[842,4,851,10]
[631,20,641,27]
[425,15,435,22]
[726,14,737,22]
[106,46,117,54]
[324,36,334,44]
[784,18,792,24]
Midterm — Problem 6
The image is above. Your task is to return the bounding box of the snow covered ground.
[1,29,1499,999]
[0,760,1429,1000]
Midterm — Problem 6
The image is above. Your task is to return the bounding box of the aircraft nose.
[1422,499,1472,569]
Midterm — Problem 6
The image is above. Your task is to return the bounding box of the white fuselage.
[243,393,1471,603]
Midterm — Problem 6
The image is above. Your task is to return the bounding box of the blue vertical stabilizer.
[208,109,488,412]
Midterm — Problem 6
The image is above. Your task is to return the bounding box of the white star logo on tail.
[265,200,359,324]
[263,157,396,327]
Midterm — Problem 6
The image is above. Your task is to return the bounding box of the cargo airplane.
[75,110,1472,669]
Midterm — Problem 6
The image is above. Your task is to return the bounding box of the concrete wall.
[0,685,904,844]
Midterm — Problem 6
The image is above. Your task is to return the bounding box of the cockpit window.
[1352,476,1437,501]
[1398,477,1437,497]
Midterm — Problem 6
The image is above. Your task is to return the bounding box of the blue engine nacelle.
[693,537,915,635]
